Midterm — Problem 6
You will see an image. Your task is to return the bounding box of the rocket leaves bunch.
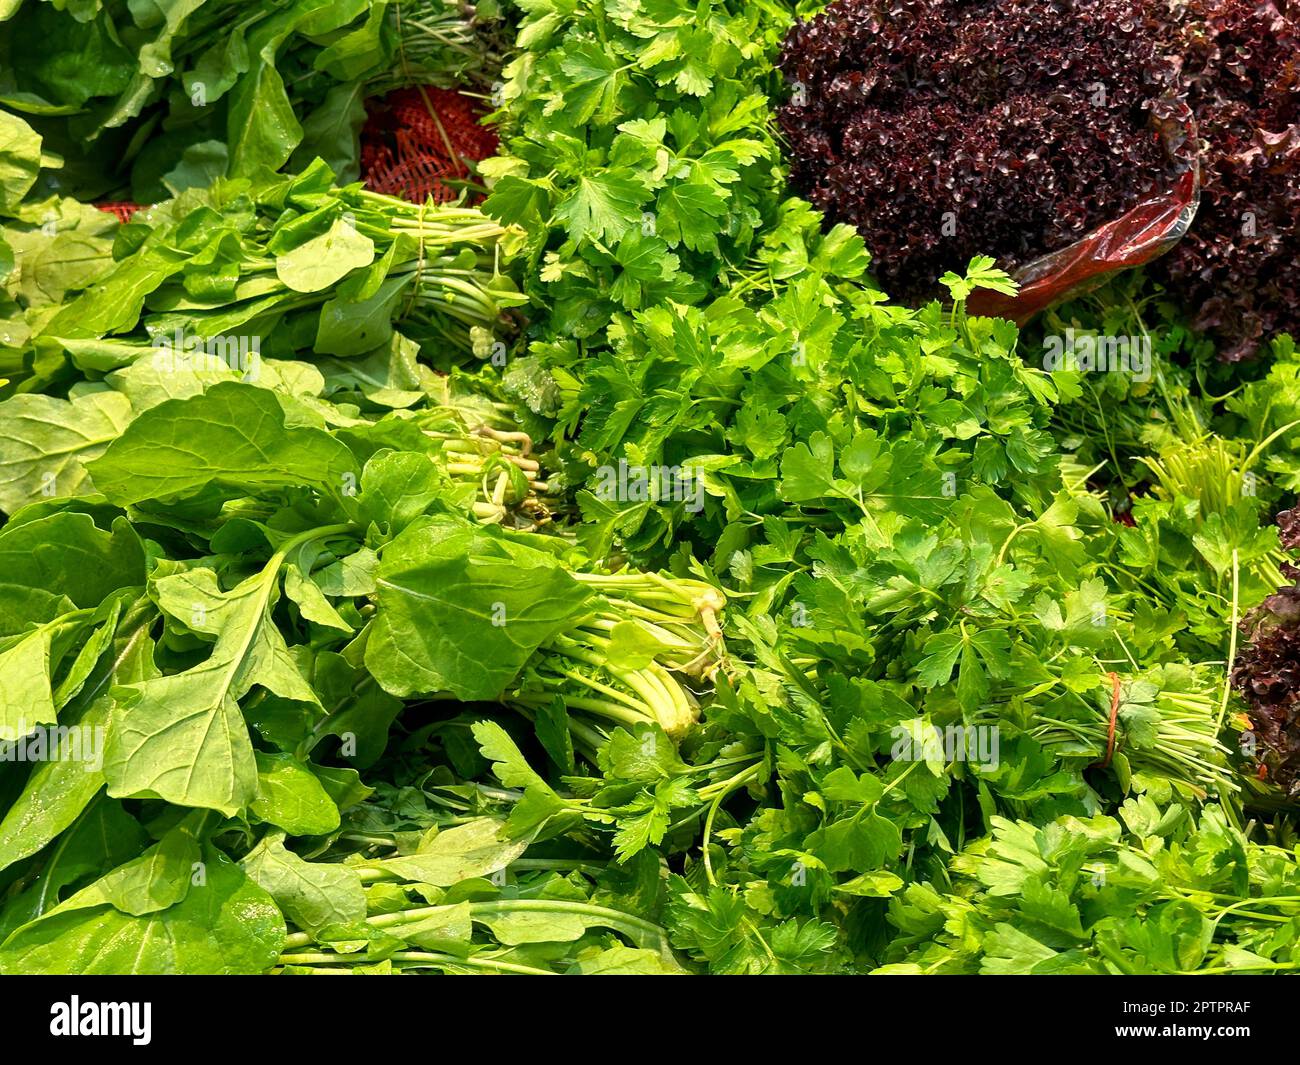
[27,157,522,369]
[0,0,512,200]
[0,369,730,973]
[0,135,530,518]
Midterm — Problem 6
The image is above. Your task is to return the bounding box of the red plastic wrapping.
[967,108,1201,324]
[359,87,498,204]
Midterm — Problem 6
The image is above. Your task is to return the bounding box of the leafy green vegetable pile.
[0,0,510,198]
[0,0,1297,976]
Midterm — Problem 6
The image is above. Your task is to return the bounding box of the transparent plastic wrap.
[967,106,1200,324]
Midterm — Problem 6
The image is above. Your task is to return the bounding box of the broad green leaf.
[160,139,228,197]
[64,825,199,916]
[0,703,108,873]
[44,244,188,339]
[0,626,55,740]
[76,609,151,695]
[478,907,589,946]
[566,946,684,975]
[283,555,352,633]
[104,561,317,816]
[1,800,148,932]
[0,111,41,214]
[250,753,341,836]
[367,516,595,700]
[387,902,472,953]
[317,332,425,409]
[314,546,377,596]
[242,833,365,935]
[0,606,155,874]
[833,870,905,897]
[314,271,410,357]
[276,216,375,293]
[0,844,284,974]
[360,817,529,886]
[87,382,358,505]
[0,512,145,635]
[103,357,244,411]
[346,450,449,534]
[227,57,303,178]
[0,391,133,515]
[310,656,402,769]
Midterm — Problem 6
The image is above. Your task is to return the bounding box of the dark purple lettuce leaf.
[1153,1,1300,363]
[1232,508,1300,793]
[776,0,1180,303]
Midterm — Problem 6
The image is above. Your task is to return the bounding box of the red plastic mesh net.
[360,87,498,204]
[95,202,142,223]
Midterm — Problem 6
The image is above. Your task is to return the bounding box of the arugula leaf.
[367,516,595,700]
[0,392,133,515]
[105,548,326,816]
[243,833,366,935]
[0,111,42,215]
[358,817,530,886]
[0,839,284,975]
[88,382,358,506]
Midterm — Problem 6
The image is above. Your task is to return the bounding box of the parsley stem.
[1214,548,1240,733]
[702,764,763,886]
